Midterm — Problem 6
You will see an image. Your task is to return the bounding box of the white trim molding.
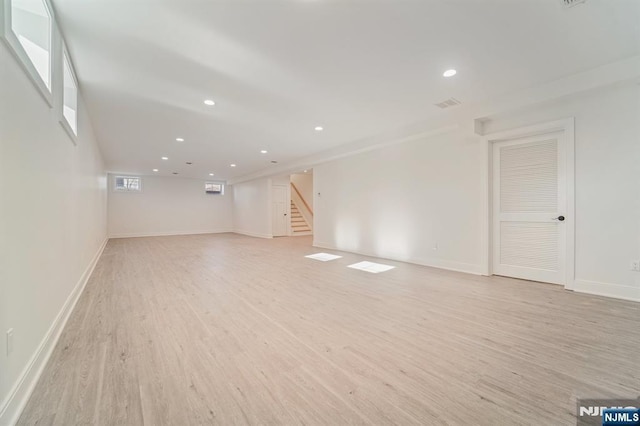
[233,230,273,239]
[480,118,576,290]
[0,238,108,426]
[313,241,484,276]
[573,279,640,303]
[228,125,460,185]
[109,230,233,239]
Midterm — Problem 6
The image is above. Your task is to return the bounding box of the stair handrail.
[291,182,313,216]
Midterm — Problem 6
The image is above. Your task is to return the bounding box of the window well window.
[62,50,78,136]
[114,176,141,192]
[5,0,53,97]
[205,182,224,194]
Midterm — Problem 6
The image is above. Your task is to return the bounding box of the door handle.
[552,215,565,221]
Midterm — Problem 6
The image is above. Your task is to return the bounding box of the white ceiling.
[53,0,640,181]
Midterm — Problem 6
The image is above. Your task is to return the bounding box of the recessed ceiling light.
[153,169,159,172]
[443,69,457,77]
[314,126,323,131]
[260,150,268,154]
[172,172,178,175]
[230,163,236,167]
[161,156,168,160]
[176,137,184,142]
[209,173,214,176]
[304,170,308,173]
[186,162,193,165]
[204,99,215,106]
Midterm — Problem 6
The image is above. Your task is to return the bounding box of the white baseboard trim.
[573,279,640,302]
[0,237,108,426]
[312,241,483,275]
[109,229,233,239]
[233,230,273,239]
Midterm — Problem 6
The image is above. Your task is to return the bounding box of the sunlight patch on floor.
[347,261,395,273]
[305,253,343,262]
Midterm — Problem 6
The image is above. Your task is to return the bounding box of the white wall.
[313,83,640,301]
[0,40,107,424]
[108,175,233,237]
[314,128,483,273]
[483,84,640,300]
[291,173,313,210]
[232,177,272,238]
[271,174,290,186]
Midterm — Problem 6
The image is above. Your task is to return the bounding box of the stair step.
[289,200,311,233]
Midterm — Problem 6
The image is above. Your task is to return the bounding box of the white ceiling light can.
[161,156,168,160]
[260,150,268,154]
[153,169,159,172]
[443,69,457,77]
[230,163,236,167]
[204,99,215,106]
[176,137,184,142]
[314,126,323,131]
[209,173,214,176]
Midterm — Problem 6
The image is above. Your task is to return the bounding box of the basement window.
[114,176,141,192]
[2,0,54,103]
[205,182,224,195]
[62,49,78,137]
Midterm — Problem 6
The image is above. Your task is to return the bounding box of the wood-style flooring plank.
[18,234,640,425]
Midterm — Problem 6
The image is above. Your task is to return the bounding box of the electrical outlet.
[631,261,640,272]
[6,329,14,356]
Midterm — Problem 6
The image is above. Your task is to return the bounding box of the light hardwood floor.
[19,234,640,425]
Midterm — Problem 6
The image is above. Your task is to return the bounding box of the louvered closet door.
[492,132,566,285]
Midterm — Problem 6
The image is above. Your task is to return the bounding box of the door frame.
[480,118,575,289]
[271,184,291,237]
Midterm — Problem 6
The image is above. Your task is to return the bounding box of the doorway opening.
[482,118,575,289]
[271,170,314,237]
[290,170,313,236]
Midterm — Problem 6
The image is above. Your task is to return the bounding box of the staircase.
[290,200,311,235]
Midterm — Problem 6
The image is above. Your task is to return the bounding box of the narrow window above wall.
[2,0,54,102]
[62,50,78,136]
[114,176,141,192]
[205,182,224,195]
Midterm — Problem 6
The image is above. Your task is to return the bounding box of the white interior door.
[272,185,288,237]
[492,132,566,285]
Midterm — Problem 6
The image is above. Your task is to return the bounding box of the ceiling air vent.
[562,0,586,8]
[434,97,461,109]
